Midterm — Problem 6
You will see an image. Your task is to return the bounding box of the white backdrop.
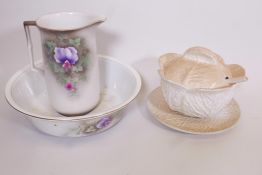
[0,0,262,175]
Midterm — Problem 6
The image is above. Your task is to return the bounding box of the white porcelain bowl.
[5,55,141,137]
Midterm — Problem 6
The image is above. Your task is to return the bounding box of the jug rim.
[34,12,106,31]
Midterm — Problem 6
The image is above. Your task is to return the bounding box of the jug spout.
[87,16,106,27]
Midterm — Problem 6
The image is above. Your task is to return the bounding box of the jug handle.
[23,21,44,73]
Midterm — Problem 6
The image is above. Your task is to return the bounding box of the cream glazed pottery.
[5,56,142,137]
[159,47,247,119]
[24,12,106,116]
[147,88,240,134]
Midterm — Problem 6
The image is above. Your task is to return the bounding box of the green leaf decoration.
[64,76,73,83]
[76,55,89,68]
[57,76,67,85]
[46,41,56,52]
[72,65,83,72]
[53,63,65,73]
[82,56,89,67]
[71,77,79,83]
[48,61,65,73]
[79,74,87,81]
[69,38,81,47]
[57,34,65,41]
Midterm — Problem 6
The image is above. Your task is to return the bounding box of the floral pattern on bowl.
[62,116,115,136]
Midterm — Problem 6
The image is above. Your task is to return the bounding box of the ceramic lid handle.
[183,47,224,65]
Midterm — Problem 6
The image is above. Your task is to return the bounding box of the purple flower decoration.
[96,117,112,129]
[54,47,79,65]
